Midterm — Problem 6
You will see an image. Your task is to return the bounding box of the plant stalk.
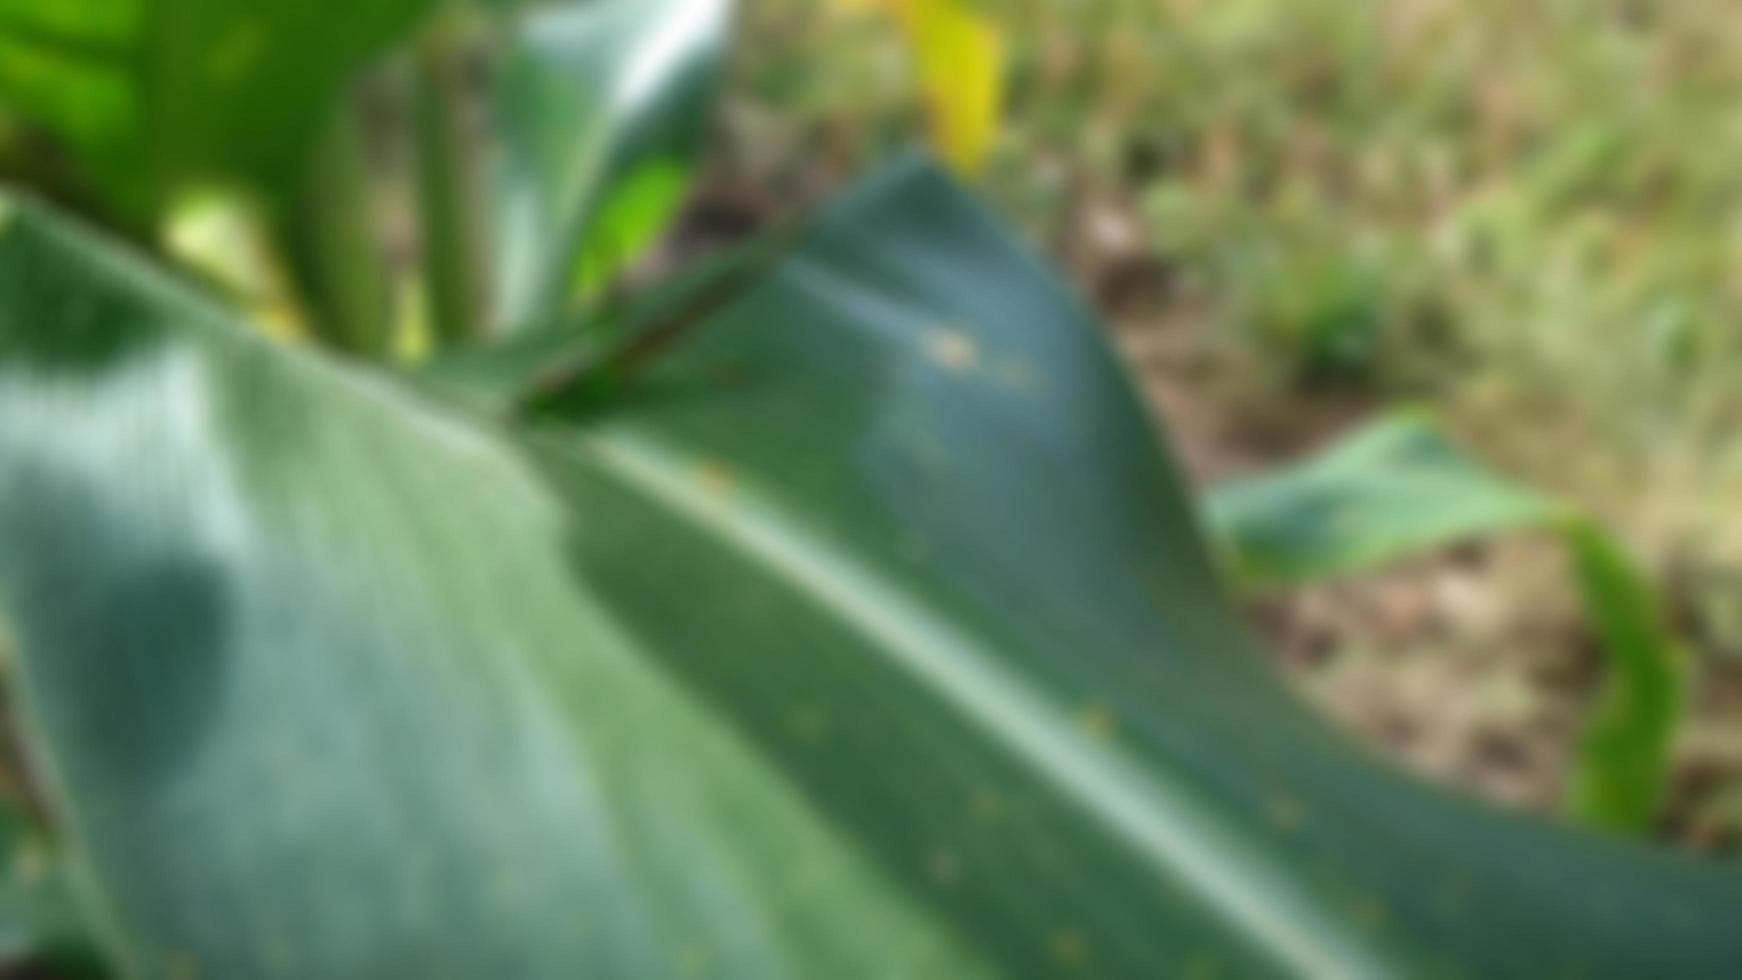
[413,8,490,348]
[274,102,394,358]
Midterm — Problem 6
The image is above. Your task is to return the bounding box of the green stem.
[1559,516,1686,833]
[274,101,393,358]
[413,8,489,348]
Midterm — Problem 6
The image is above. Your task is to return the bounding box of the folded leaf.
[1561,517,1688,832]
[0,166,1738,979]
[492,0,731,328]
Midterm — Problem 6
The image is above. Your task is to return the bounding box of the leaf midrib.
[558,424,1399,979]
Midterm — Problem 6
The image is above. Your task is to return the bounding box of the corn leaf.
[0,165,1737,979]
[884,0,1005,174]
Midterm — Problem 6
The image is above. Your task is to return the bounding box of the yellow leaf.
[888,0,1007,175]
[915,0,1004,173]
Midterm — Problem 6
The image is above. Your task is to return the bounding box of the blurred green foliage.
[738,0,1742,549]
[1207,413,1559,587]
[1209,412,1687,832]
[492,0,729,328]
[0,0,434,221]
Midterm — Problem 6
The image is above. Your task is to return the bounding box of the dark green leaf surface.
[0,165,1738,979]
[492,0,730,328]
[1206,414,1687,832]
[0,0,434,217]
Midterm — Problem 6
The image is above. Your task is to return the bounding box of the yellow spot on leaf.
[0,194,15,238]
[786,704,829,743]
[11,841,45,886]
[1265,794,1307,831]
[1183,955,1221,980]
[1079,702,1117,741]
[393,277,432,362]
[1049,929,1090,970]
[695,459,736,495]
[259,306,310,344]
[163,191,309,343]
[164,952,200,980]
[995,355,1038,390]
[924,328,979,372]
[970,786,1005,821]
[926,847,962,886]
[1354,897,1388,930]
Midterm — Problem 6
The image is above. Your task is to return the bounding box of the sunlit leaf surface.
[493,0,730,328]
[1207,413,1688,833]
[0,164,1738,978]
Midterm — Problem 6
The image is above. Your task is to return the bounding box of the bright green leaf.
[0,167,1739,979]
[492,0,730,329]
[1561,517,1688,833]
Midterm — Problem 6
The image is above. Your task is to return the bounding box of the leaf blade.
[1206,412,1689,832]
[492,0,731,328]
[0,168,1739,979]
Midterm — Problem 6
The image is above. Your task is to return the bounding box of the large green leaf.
[0,0,434,218]
[492,0,731,328]
[0,164,1738,979]
[1206,413,1687,832]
